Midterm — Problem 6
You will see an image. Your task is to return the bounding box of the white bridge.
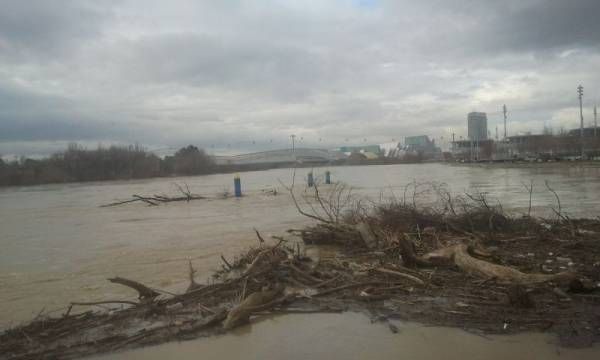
[214,148,345,166]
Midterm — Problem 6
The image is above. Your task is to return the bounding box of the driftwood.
[223,287,285,329]
[101,182,206,207]
[419,244,576,285]
[242,245,287,277]
[108,277,160,301]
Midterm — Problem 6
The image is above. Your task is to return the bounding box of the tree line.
[0,144,215,187]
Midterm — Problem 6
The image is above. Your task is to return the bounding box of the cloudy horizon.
[1,0,600,158]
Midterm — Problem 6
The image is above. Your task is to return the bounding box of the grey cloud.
[0,0,116,61]
[110,33,345,102]
[484,0,600,53]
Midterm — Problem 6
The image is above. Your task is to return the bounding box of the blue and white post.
[325,170,331,184]
[234,174,242,197]
[307,171,314,187]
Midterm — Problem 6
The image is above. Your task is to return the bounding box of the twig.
[372,267,425,285]
[70,300,139,307]
[220,255,233,270]
[521,180,534,217]
[254,228,266,244]
[314,281,398,297]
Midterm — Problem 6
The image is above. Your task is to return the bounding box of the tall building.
[468,112,488,141]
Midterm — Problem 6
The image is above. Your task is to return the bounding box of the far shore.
[3,159,600,189]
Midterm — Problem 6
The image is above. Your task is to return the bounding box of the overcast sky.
[1,0,600,157]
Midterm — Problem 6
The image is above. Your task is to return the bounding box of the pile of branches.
[101,182,206,207]
[0,236,328,359]
[101,183,279,207]
[284,178,600,345]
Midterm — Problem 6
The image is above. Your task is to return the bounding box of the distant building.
[568,127,600,137]
[506,134,582,159]
[214,148,344,166]
[468,112,488,141]
[404,135,440,158]
[405,135,433,149]
[452,139,494,161]
[338,145,382,155]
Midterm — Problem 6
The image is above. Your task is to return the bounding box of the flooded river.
[93,313,599,360]
[2,163,600,357]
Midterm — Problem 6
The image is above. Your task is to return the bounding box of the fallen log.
[223,287,285,329]
[420,244,576,285]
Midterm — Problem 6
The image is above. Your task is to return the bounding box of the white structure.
[214,148,344,166]
[468,112,488,141]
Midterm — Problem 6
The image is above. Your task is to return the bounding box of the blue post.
[325,170,331,184]
[234,175,242,197]
[307,171,314,187]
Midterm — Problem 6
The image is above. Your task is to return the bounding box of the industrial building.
[404,135,441,158]
[451,139,494,161]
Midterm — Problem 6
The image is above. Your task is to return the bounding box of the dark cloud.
[0,0,115,61]
[487,0,600,53]
[0,85,119,142]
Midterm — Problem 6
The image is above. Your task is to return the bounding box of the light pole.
[578,85,584,159]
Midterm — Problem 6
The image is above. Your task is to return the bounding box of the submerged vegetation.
[0,144,215,187]
[1,180,600,359]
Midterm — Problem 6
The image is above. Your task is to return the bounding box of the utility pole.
[578,85,584,159]
[594,105,597,138]
[290,134,296,153]
[503,104,507,140]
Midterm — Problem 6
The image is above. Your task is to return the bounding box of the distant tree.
[0,143,216,187]
[0,157,6,186]
[172,145,214,175]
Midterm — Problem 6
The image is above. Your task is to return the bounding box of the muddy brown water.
[91,313,599,360]
[2,163,600,357]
